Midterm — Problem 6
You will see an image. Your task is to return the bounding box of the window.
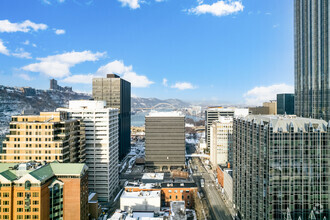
[17,215,23,220]
[32,200,39,205]
[3,201,9,205]
[24,215,31,219]
[32,192,39,197]
[32,208,39,212]
[3,208,9,212]
[3,192,9,197]
[169,195,172,199]
[32,216,38,220]
[17,208,23,212]
[17,201,23,205]
[17,192,23,197]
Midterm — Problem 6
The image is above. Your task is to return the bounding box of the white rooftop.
[142,173,164,180]
[147,111,184,117]
[66,100,118,111]
[121,190,161,199]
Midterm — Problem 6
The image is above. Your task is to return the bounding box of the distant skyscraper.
[277,93,295,115]
[205,107,248,152]
[295,0,330,121]
[58,100,119,202]
[145,112,185,169]
[93,74,131,161]
[233,115,329,220]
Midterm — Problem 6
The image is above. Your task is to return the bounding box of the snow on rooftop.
[142,173,164,180]
[121,190,161,199]
[147,111,184,117]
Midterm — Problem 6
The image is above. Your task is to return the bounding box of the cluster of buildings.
[205,1,330,219]
[0,74,132,219]
[50,79,73,92]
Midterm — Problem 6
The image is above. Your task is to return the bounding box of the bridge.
[135,102,178,110]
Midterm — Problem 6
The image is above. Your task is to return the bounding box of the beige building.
[210,117,233,167]
[249,100,277,115]
[0,112,86,163]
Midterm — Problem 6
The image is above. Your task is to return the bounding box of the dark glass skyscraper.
[294,0,330,121]
[233,115,329,220]
[93,74,131,161]
[277,93,295,115]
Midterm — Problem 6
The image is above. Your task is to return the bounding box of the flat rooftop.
[142,173,164,181]
[147,111,184,117]
[121,190,161,199]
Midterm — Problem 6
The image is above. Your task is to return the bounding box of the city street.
[190,157,232,220]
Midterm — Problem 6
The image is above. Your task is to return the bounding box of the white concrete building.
[120,190,161,212]
[57,100,119,202]
[210,117,233,166]
[223,169,233,204]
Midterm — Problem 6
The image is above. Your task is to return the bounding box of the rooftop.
[0,162,88,182]
[147,111,184,117]
[241,115,329,132]
[141,173,164,181]
[121,190,161,199]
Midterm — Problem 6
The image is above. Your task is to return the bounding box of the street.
[190,157,232,220]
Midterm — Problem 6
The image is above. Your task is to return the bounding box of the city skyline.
[0,0,293,105]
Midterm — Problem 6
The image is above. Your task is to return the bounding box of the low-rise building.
[124,181,198,209]
[216,165,233,204]
[120,190,161,212]
[0,162,89,220]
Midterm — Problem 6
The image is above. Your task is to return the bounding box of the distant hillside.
[0,85,91,136]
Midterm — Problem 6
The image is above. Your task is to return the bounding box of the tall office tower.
[50,78,58,90]
[93,74,131,161]
[210,117,233,167]
[0,162,89,220]
[233,115,329,220]
[58,100,119,202]
[295,0,330,121]
[0,112,86,163]
[205,107,248,152]
[145,112,185,170]
[277,93,295,115]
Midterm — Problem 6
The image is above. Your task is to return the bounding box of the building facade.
[0,162,89,220]
[205,107,248,153]
[0,112,86,163]
[210,117,233,166]
[145,112,185,169]
[277,93,295,115]
[92,74,131,161]
[294,0,330,121]
[58,100,119,202]
[233,115,329,220]
[249,101,277,115]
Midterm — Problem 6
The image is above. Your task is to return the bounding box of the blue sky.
[0,0,294,105]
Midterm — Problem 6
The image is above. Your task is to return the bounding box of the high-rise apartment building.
[93,74,131,161]
[277,93,295,115]
[58,100,119,202]
[145,112,185,169]
[0,112,86,163]
[233,115,329,220]
[205,107,248,152]
[210,117,233,167]
[0,162,89,220]
[295,0,330,121]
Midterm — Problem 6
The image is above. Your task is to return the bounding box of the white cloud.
[244,84,294,106]
[118,0,141,9]
[0,39,10,55]
[61,74,94,84]
[122,72,154,88]
[18,73,33,81]
[171,82,196,90]
[55,29,65,35]
[12,48,32,59]
[96,60,153,88]
[22,50,105,78]
[273,24,280,28]
[188,0,244,17]
[162,78,168,87]
[23,40,30,45]
[0,20,47,33]
[155,0,164,2]
[96,60,132,75]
